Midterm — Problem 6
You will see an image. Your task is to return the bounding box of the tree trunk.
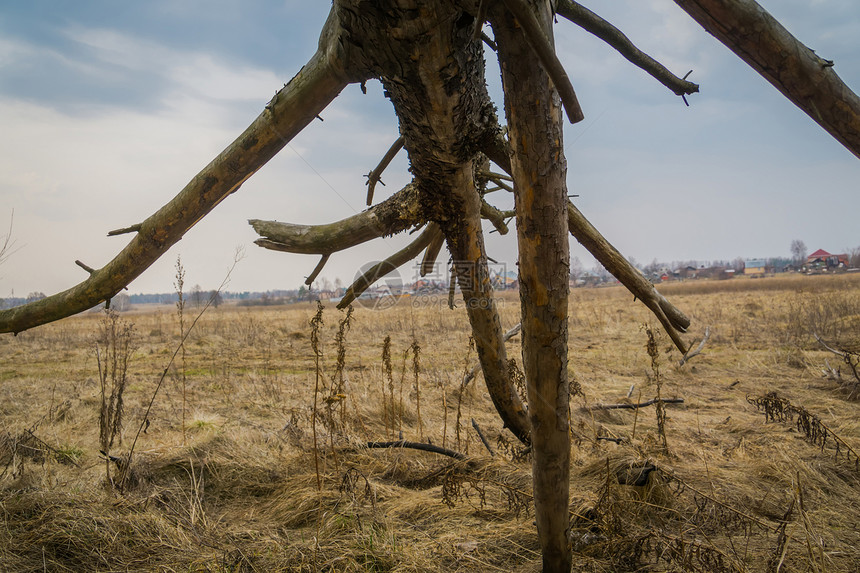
[442,165,532,445]
[493,1,572,570]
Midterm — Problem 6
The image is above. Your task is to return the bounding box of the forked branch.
[365,135,405,206]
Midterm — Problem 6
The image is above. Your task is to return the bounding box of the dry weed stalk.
[456,337,476,451]
[397,346,408,437]
[411,339,423,440]
[174,255,187,445]
[310,300,325,490]
[644,324,669,453]
[381,335,394,439]
[122,250,242,493]
[330,305,354,428]
[748,392,860,469]
[96,310,135,451]
[96,309,135,484]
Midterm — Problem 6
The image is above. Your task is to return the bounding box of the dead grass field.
[2,273,860,572]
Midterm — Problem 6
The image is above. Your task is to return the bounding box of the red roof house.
[807,249,849,267]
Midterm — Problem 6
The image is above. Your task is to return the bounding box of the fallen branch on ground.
[587,398,685,411]
[365,440,467,460]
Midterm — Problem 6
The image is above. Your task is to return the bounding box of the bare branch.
[252,183,421,255]
[567,201,690,353]
[556,0,699,97]
[106,224,142,237]
[75,260,96,275]
[305,254,331,287]
[679,326,710,365]
[480,200,511,234]
[499,0,585,123]
[420,232,446,277]
[365,135,405,206]
[471,418,495,456]
[337,224,441,308]
[674,0,860,159]
[0,18,351,335]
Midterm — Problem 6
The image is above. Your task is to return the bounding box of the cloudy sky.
[1,1,858,298]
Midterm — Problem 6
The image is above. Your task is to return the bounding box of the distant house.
[744,259,767,276]
[807,249,849,269]
[698,266,734,280]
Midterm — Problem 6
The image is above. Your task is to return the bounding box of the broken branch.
[106,224,142,237]
[673,0,860,159]
[251,183,422,255]
[420,232,446,277]
[481,133,691,353]
[365,135,405,206]
[364,440,466,460]
[305,254,330,286]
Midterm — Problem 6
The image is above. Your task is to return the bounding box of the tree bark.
[0,13,351,334]
[674,0,860,160]
[493,1,572,570]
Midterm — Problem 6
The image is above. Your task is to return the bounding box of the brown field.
[2,273,860,572]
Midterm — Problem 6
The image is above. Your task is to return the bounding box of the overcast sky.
[1,1,859,297]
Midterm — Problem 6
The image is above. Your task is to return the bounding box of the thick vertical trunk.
[493,2,572,571]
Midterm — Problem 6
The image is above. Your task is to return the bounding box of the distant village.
[3,247,858,311]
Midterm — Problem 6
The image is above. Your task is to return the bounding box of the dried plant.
[748,392,860,470]
[310,300,325,490]
[644,324,669,453]
[456,337,475,451]
[330,305,354,428]
[173,255,188,444]
[411,339,423,440]
[96,309,135,483]
[381,335,394,439]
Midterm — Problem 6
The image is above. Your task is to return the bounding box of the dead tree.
[1,1,858,570]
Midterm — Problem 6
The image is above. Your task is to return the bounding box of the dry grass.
[2,273,860,571]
